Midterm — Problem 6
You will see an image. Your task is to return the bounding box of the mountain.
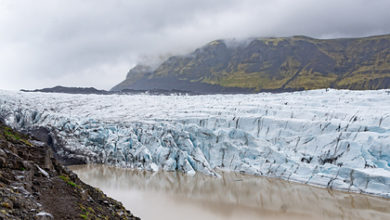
[112,34,390,93]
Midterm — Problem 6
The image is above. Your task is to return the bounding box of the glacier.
[0,89,390,197]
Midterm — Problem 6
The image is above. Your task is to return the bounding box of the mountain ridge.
[112,34,390,93]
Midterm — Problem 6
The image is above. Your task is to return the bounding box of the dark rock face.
[0,123,139,220]
[112,34,390,93]
[27,127,88,166]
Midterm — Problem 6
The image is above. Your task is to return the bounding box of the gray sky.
[1,0,390,90]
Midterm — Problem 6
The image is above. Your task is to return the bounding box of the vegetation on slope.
[0,122,139,219]
[112,34,390,93]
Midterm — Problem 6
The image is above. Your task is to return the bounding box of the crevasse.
[0,89,390,197]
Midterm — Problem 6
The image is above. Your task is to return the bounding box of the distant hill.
[112,34,390,93]
[21,86,195,95]
[21,86,109,94]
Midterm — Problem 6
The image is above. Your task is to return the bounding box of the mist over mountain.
[112,34,390,93]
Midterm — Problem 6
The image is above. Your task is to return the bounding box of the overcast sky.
[1,0,390,90]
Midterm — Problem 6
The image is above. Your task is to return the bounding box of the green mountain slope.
[112,34,390,93]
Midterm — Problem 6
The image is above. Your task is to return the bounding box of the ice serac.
[0,89,390,197]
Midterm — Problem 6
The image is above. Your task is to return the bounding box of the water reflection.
[71,165,390,220]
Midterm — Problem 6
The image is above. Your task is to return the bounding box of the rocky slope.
[0,122,139,219]
[112,34,390,93]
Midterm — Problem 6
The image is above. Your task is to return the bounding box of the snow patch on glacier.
[0,89,390,197]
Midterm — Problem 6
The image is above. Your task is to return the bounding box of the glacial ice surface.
[1,89,390,197]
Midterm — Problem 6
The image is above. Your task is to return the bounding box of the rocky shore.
[0,122,139,219]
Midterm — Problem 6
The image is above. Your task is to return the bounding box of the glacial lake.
[70,165,390,220]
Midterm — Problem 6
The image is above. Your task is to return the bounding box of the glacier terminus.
[1,89,390,197]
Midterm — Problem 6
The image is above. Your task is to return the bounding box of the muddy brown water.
[70,165,390,220]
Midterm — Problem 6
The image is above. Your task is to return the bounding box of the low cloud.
[1,0,390,90]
